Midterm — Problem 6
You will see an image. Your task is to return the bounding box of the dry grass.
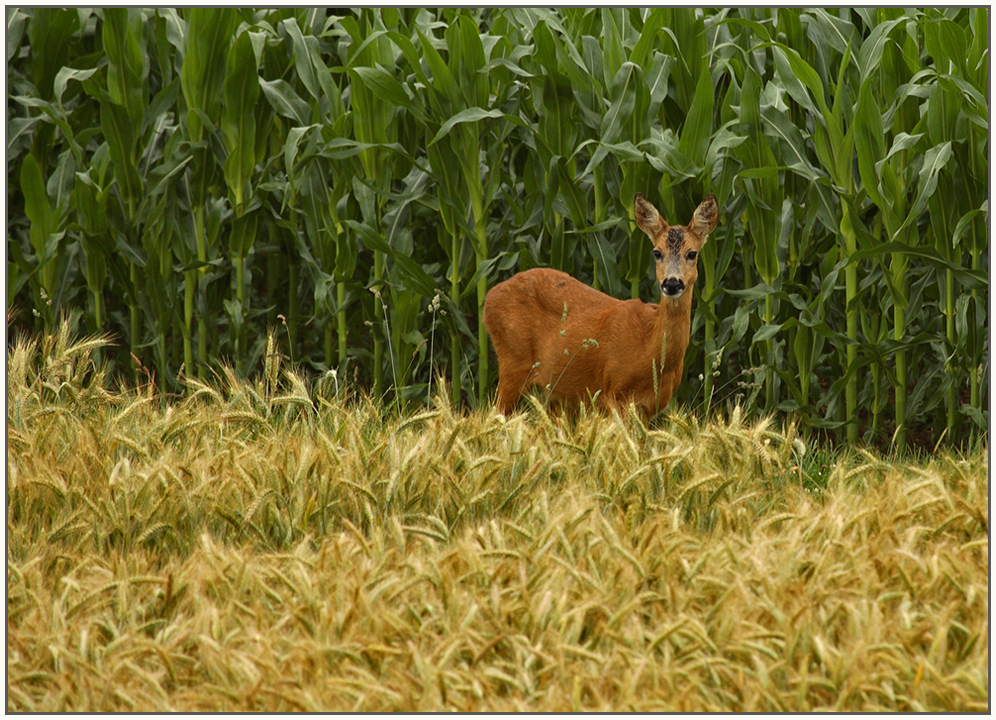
[7,327,989,711]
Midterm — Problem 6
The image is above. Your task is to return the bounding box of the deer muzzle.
[661,277,685,298]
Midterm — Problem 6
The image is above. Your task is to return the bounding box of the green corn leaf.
[533,19,590,91]
[641,132,696,179]
[222,30,260,214]
[601,62,641,144]
[753,323,784,344]
[146,151,193,198]
[661,9,707,112]
[587,233,622,297]
[936,74,987,122]
[20,154,54,262]
[181,8,238,142]
[897,141,954,236]
[282,124,320,208]
[645,52,674,110]
[923,12,968,79]
[351,65,415,116]
[228,211,258,260]
[27,8,78,97]
[716,16,772,43]
[282,17,320,101]
[447,14,488,109]
[761,108,826,188]
[805,9,855,55]
[764,42,840,152]
[73,168,108,237]
[7,115,42,154]
[926,79,961,146]
[849,239,985,290]
[677,64,714,167]
[344,219,435,297]
[880,132,925,165]
[99,99,143,211]
[601,8,626,88]
[736,68,780,287]
[260,79,310,125]
[417,28,460,112]
[552,157,587,228]
[771,46,817,116]
[584,62,648,175]
[856,17,905,86]
[307,26,340,110]
[853,78,887,209]
[630,9,663,67]
[535,73,578,162]
[330,206,359,283]
[102,8,147,128]
[385,30,430,88]
[461,252,516,300]
[7,8,28,64]
[52,66,100,109]
[951,208,987,250]
[429,107,526,148]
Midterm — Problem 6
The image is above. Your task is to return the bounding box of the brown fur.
[483,193,718,419]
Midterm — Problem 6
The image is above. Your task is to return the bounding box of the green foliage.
[6,8,989,447]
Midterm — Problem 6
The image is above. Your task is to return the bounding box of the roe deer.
[483,192,718,419]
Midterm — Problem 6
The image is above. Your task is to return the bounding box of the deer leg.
[494,378,518,415]
[494,365,533,415]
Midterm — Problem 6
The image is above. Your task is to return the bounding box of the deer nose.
[661,278,685,297]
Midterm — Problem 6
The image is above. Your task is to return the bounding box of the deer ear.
[634,193,666,237]
[689,193,718,239]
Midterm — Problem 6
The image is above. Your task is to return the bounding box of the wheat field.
[6,327,989,711]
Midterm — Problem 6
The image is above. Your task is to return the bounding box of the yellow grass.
[6,327,989,711]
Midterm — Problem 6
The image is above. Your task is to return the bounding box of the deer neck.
[650,288,693,372]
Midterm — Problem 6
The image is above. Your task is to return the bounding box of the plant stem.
[842,207,858,444]
[183,268,195,386]
[473,196,488,409]
[129,261,140,379]
[450,225,462,407]
[969,249,980,412]
[764,292,775,412]
[287,254,298,361]
[871,313,881,436]
[89,261,103,330]
[893,251,907,446]
[337,282,347,367]
[592,166,605,292]
[235,253,245,373]
[266,237,280,328]
[324,323,333,368]
[704,318,714,417]
[372,249,385,399]
[195,206,207,380]
[945,267,957,437]
[870,214,884,436]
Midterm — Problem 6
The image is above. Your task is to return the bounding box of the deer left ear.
[689,193,718,239]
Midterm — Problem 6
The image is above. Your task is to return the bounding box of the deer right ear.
[634,193,666,238]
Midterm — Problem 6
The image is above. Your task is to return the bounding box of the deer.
[483,192,718,420]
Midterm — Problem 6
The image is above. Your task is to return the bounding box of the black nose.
[661,278,684,296]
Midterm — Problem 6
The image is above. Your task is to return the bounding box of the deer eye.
[652,249,663,261]
[686,251,698,262]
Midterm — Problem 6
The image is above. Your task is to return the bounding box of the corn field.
[5,8,989,447]
[6,326,989,711]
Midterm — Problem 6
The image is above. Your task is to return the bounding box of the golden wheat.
[6,328,988,711]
